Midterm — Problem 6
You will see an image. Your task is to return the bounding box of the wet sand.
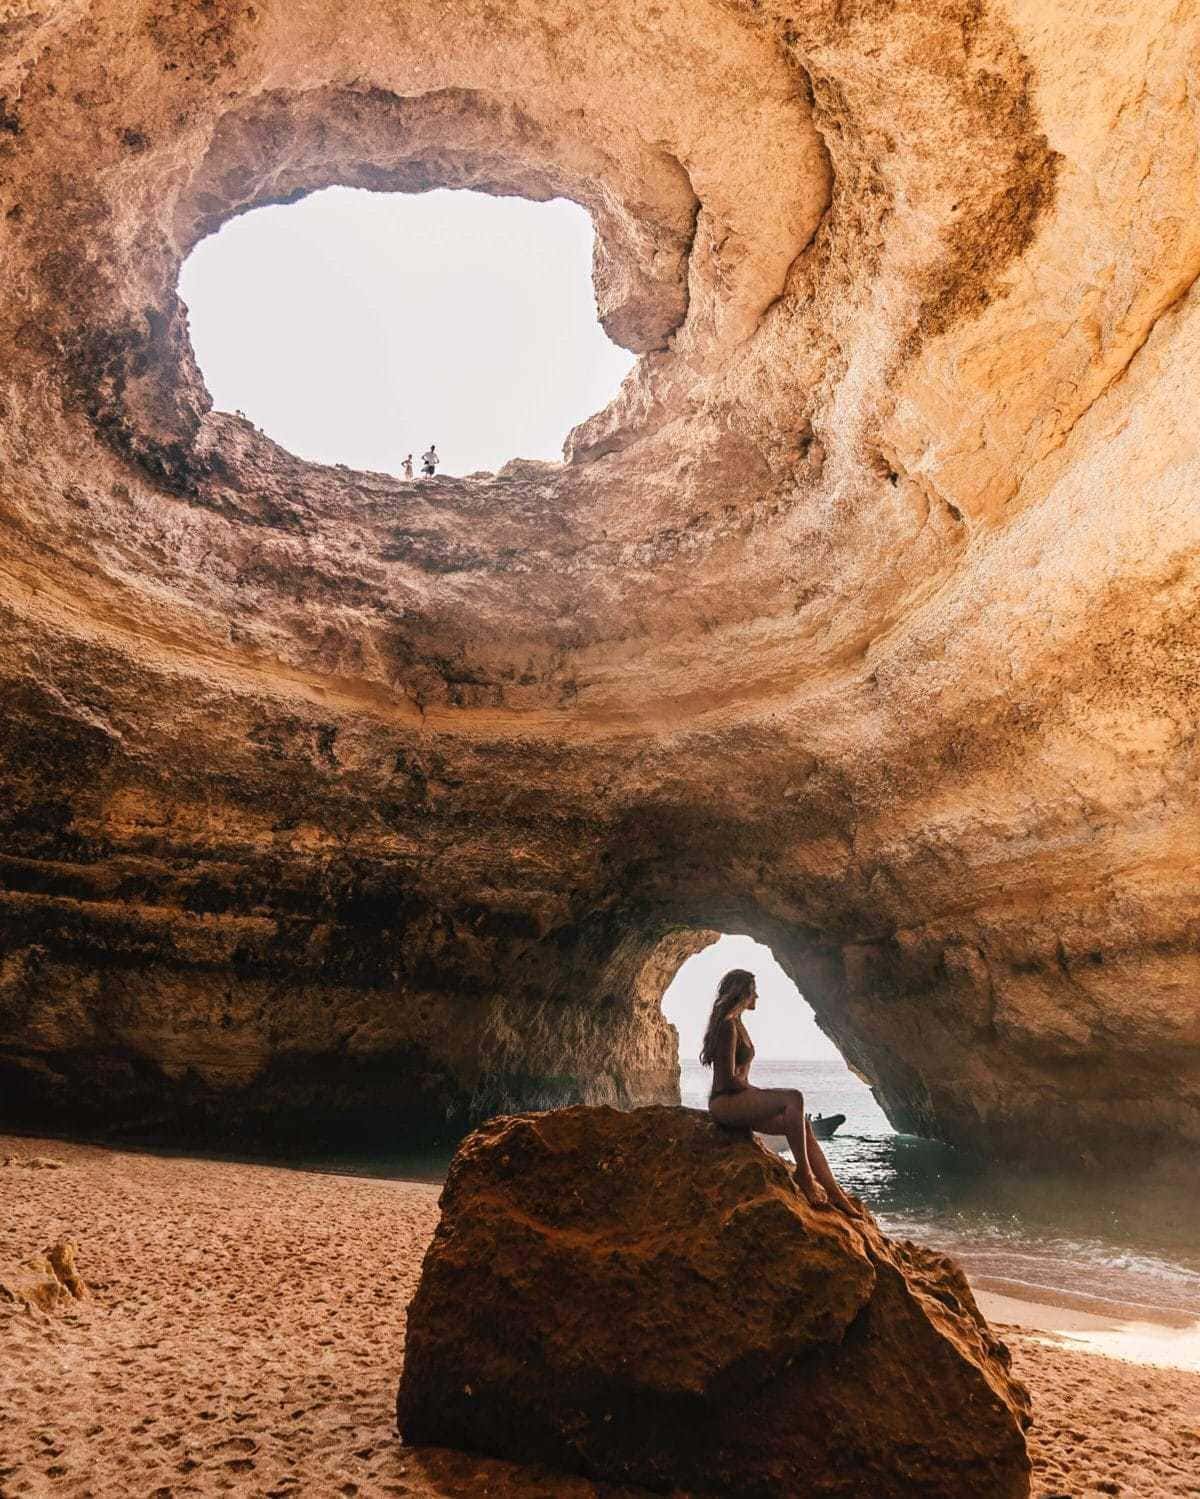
[976,1288,1200,1374]
[2,1135,1198,1498]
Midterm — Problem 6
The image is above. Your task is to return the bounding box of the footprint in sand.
[214,1435,258,1454]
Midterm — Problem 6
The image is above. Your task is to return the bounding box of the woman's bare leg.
[803,1118,862,1216]
[709,1088,826,1206]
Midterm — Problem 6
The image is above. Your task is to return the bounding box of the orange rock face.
[0,2,1197,1165]
[397,1107,1032,1497]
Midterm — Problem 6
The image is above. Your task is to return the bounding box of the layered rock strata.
[397,1106,1033,1497]
[0,1,1197,1162]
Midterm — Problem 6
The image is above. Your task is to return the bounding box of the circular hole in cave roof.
[179,186,637,478]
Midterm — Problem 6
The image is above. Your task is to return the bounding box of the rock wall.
[0,0,1197,1163]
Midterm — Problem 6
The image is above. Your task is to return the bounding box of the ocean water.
[681,1059,1200,1324]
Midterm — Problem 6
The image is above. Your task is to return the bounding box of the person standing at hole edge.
[702,968,864,1216]
[401,453,414,480]
[421,444,438,477]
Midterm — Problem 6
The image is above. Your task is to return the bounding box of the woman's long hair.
[699,969,755,1066]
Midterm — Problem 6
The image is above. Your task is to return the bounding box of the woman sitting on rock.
[703,968,860,1214]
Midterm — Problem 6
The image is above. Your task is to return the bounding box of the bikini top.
[732,1018,755,1068]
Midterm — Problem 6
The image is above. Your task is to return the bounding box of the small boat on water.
[808,1112,846,1141]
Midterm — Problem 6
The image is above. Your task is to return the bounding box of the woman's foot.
[830,1189,865,1218]
[792,1172,830,1209]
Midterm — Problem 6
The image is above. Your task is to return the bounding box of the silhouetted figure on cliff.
[402,453,414,480]
[703,968,862,1215]
[421,445,438,477]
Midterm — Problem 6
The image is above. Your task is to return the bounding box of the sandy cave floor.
[1,1137,1198,1499]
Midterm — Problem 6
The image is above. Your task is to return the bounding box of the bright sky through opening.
[180,187,637,477]
[662,935,843,1062]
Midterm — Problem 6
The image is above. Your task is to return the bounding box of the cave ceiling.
[0,0,1197,1166]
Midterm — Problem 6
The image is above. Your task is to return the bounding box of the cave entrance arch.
[659,932,892,1152]
[178,185,637,477]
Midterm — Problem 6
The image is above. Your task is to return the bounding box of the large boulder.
[397,1106,1032,1497]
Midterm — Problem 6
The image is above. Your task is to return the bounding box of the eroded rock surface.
[0,1,1197,1163]
[397,1106,1033,1497]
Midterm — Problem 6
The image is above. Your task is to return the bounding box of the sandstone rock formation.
[0,1238,88,1314]
[397,1106,1033,1497]
[0,1,1197,1164]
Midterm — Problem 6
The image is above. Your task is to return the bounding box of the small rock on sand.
[0,1238,88,1313]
